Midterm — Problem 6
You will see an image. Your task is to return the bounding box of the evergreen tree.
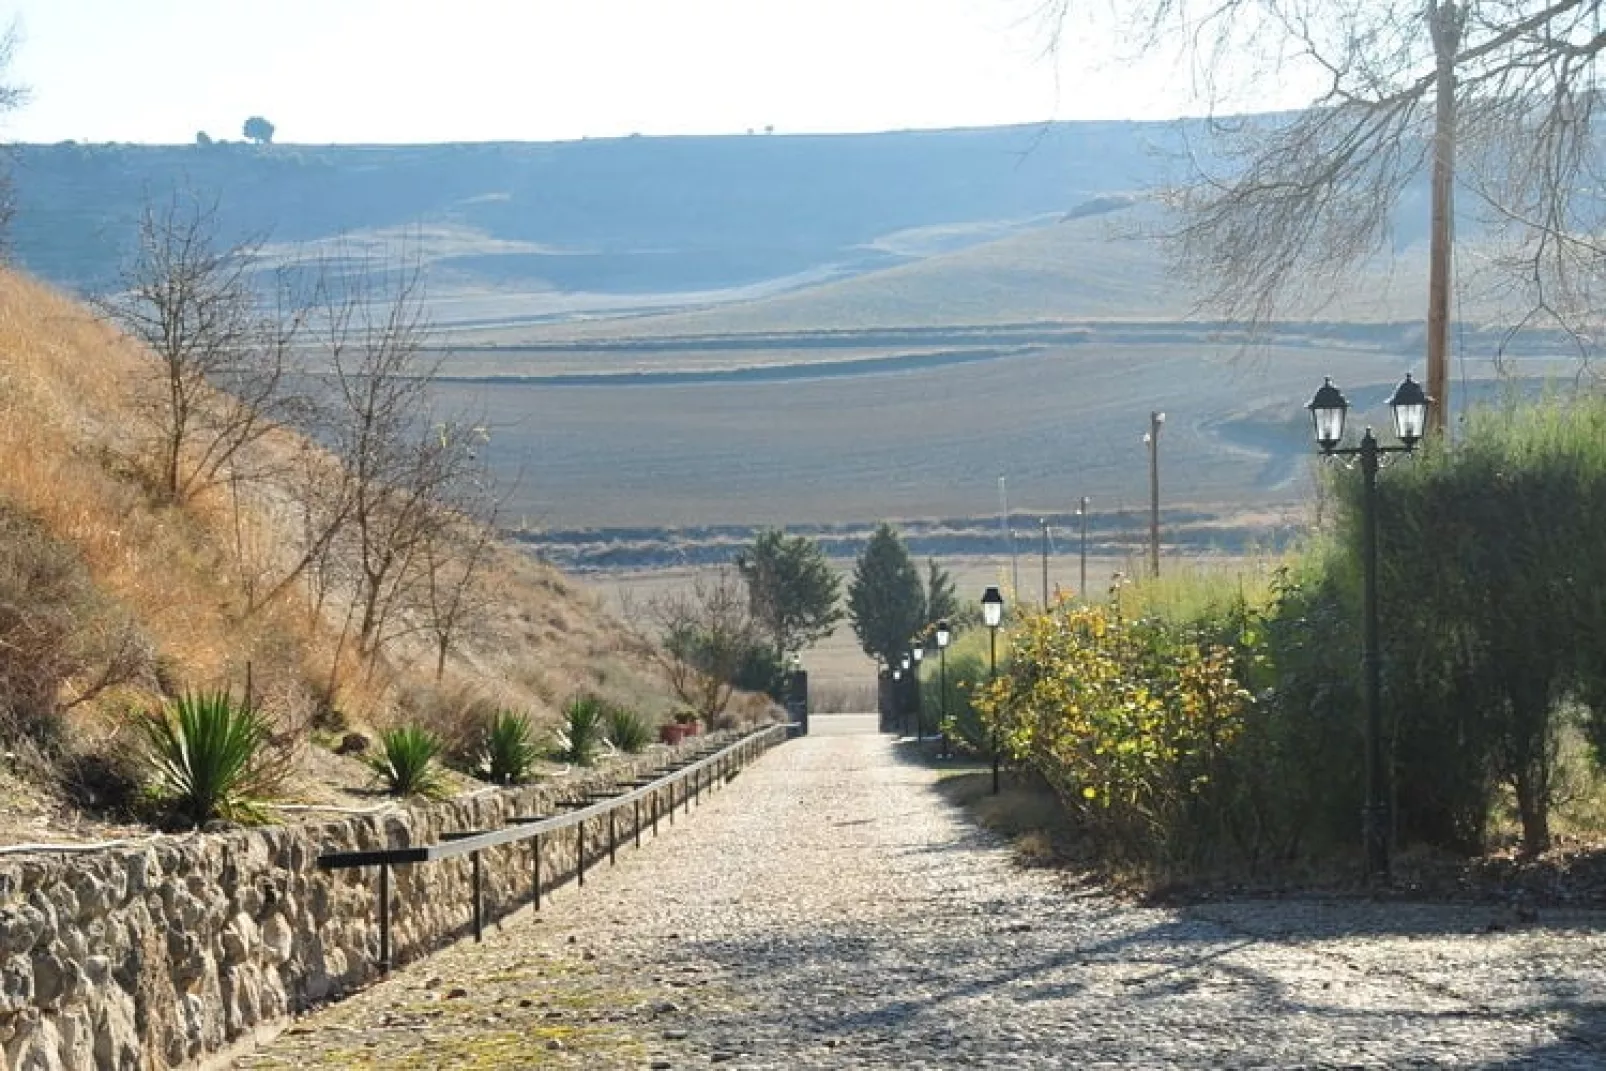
[848,524,925,667]
[734,528,842,659]
[924,558,958,630]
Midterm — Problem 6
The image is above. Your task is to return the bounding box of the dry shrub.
[0,501,150,743]
[394,682,504,766]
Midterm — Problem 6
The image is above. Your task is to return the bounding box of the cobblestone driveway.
[238,725,1606,1069]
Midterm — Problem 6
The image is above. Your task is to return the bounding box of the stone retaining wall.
[0,731,745,1070]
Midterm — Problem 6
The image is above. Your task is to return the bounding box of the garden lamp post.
[911,645,925,739]
[1144,411,1165,578]
[900,654,912,737]
[1305,372,1430,885]
[982,585,1005,795]
[936,619,951,754]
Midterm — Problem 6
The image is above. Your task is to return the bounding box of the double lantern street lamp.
[982,586,1005,795]
[1305,371,1431,885]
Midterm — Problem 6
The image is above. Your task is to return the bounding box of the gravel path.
[237,724,1606,1069]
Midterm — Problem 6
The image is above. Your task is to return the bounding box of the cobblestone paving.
[238,726,1606,1069]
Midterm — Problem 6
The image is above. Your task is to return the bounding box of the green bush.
[478,710,540,785]
[605,704,652,753]
[924,651,988,752]
[141,689,281,827]
[980,600,1251,868]
[369,725,449,799]
[554,693,608,766]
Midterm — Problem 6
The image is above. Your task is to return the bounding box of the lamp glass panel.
[1392,399,1428,444]
[981,588,1004,628]
[1311,403,1346,448]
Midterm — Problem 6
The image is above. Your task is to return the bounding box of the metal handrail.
[318,723,789,972]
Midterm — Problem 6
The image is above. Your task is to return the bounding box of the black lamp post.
[911,644,924,738]
[1305,372,1430,885]
[899,654,912,737]
[982,585,1005,795]
[891,665,902,733]
[935,619,951,754]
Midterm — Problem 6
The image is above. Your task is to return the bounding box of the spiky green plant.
[554,693,607,766]
[141,689,280,828]
[479,710,540,785]
[368,725,449,799]
[605,704,652,754]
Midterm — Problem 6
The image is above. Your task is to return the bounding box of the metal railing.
[319,723,790,972]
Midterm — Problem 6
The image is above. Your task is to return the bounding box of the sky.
[0,1,1325,145]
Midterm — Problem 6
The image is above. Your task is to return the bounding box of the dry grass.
[0,269,669,841]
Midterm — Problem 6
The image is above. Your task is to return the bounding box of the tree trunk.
[1513,761,1550,857]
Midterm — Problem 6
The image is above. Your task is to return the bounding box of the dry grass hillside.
[0,269,685,843]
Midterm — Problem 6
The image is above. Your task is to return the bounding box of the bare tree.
[625,569,763,726]
[0,22,31,248]
[1045,0,1606,427]
[421,493,500,681]
[311,252,488,662]
[103,192,307,502]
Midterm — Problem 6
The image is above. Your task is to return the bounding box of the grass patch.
[932,765,1082,869]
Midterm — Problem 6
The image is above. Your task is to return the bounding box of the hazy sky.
[3,1,1323,144]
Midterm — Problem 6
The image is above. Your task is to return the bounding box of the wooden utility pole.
[1145,411,1164,578]
[1426,1,1461,437]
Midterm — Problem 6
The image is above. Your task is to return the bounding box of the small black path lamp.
[1305,372,1431,886]
[910,644,925,739]
[899,654,913,737]
[981,585,1006,795]
[935,620,951,754]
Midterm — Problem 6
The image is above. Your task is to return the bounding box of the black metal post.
[379,862,392,973]
[608,809,617,865]
[653,788,661,835]
[938,645,948,758]
[533,833,542,910]
[912,664,923,740]
[471,850,483,942]
[634,798,642,848]
[1359,430,1389,884]
[578,822,587,887]
[990,626,1001,795]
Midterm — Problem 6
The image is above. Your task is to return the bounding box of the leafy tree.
[924,558,958,631]
[848,523,926,668]
[242,116,275,144]
[194,131,212,147]
[734,528,843,659]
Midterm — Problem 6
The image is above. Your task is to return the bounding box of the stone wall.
[0,730,757,1070]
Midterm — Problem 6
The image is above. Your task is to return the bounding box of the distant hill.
[7,124,1178,300]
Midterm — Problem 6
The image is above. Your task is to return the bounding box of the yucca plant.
[479,710,540,785]
[554,693,607,766]
[368,725,449,799]
[605,704,652,754]
[142,689,281,828]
